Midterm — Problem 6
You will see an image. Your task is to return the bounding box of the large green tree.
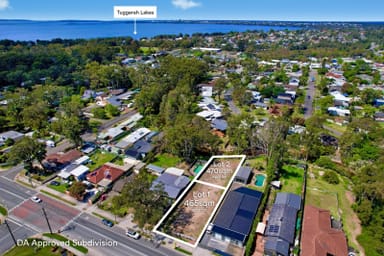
[118,171,170,229]
[8,137,47,172]
[163,115,219,162]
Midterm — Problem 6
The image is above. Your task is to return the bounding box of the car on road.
[50,180,60,186]
[126,229,140,239]
[102,218,114,227]
[31,196,42,203]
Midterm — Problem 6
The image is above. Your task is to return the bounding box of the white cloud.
[172,0,201,10]
[0,0,9,10]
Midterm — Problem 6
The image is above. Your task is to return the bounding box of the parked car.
[126,229,140,239]
[31,196,42,203]
[102,218,113,227]
[50,181,60,186]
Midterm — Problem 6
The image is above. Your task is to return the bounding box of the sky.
[0,0,383,21]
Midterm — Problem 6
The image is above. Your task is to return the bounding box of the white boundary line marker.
[153,155,246,248]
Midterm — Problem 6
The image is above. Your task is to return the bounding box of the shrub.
[323,170,339,184]
[316,156,336,169]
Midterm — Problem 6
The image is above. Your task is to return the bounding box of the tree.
[53,96,87,146]
[8,137,46,172]
[163,115,219,162]
[360,88,383,105]
[119,171,170,229]
[22,102,49,131]
[69,182,87,200]
[214,77,227,101]
[92,107,107,119]
[322,170,339,184]
[105,104,120,117]
[227,113,253,153]
[255,118,289,173]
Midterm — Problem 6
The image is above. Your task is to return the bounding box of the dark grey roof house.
[146,164,165,175]
[125,139,154,160]
[264,193,301,256]
[152,173,190,199]
[234,166,252,184]
[265,237,290,256]
[211,187,263,247]
[211,119,228,132]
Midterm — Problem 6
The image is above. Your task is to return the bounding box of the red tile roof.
[45,150,83,165]
[326,72,343,79]
[86,163,124,185]
[301,205,348,256]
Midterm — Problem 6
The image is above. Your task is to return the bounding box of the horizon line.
[1,18,384,23]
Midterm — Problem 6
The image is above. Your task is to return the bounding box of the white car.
[126,229,140,239]
[31,196,42,203]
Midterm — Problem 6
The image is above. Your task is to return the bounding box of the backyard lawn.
[280,165,304,195]
[86,150,117,171]
[306,165,360,251]
[150,153,181,168]
[247,155,266,170]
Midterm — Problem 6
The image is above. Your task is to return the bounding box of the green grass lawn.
[47,180,68,193]
[324,121,347,134]
[306,165,359,251]
[150,153,181,168]
[111,156,124,166]
[280,165,304,195]
[86,150,117,171]
[246,155,266,170]
[0,204,7,216]
[4,239,65,256]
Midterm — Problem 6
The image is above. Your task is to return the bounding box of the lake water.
[0,20,300,41]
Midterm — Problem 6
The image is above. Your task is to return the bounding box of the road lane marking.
[0,188,26,200]
[72,219,168,256]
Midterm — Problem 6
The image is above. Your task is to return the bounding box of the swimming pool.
[193,165,203,175]
[255,174,266,187]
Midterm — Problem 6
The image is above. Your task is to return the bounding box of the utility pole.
[42,207,53,234]
[4,219,17,246]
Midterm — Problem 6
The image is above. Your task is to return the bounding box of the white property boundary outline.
[153,155,246,248]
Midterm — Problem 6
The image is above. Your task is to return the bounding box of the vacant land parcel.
[154,155,245,247]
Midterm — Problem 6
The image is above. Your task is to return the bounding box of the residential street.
[0,168,181,256]
[225,88,241,115]
[304,70,317,119]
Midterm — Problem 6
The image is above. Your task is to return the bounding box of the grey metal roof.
[152,173,190,199]
[264,237,290,256]
[236,166,252,180]
[211,119,228,131]
[146,164,165,174]
[0,130,24,141]
[132,139,153,154]
[107,96,121,107]
[212,187,263,242]
[265,204,298,244]
[275,193,301,210]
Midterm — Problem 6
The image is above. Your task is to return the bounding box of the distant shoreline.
[1,19,384,26]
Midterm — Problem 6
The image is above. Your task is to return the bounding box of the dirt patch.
[159,183,224,245]
[198,158,242,187]
[345,191,365,256]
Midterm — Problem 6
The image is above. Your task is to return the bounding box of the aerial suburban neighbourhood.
[0,2,384,256]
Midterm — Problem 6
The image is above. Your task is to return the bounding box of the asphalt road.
[0,176,35,210]
[225,88,241,115]
[0,169,181,256]
[0,218,36,253]
[63,213,182,256]
[98,110,138,132]
[304,70,317,119]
